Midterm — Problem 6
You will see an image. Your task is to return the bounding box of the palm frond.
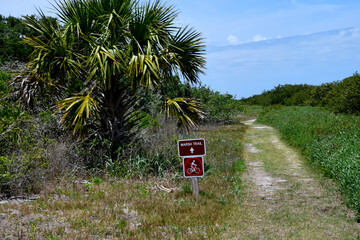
[128,49,160,89]
[165,97,205,131]
[56,92,99,135]
[23,12,82,84]
[165,26,206,84]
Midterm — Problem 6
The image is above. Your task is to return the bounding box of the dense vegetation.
[0,3,243,195]
[0,15,33,63]
[242,84,315,106]
[257,106,360,219]
[0,14,58,63]
[242,72,360,114]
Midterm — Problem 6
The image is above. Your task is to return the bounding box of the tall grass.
[257,106,360,219]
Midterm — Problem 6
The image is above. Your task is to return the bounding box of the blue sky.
[2,0,360,98]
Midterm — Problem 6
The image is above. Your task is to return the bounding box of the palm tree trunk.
[99,79,141,159]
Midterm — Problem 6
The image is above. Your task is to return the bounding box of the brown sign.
[178,138,206,157]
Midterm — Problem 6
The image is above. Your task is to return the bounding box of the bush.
[0,156,14,186]
[0,69,85,194]
[0,15,35,62]
[0,108,85,195]
[241,84,315,106]
[192,85,244,124]
[242,72,360,116]
[329,73,360,114]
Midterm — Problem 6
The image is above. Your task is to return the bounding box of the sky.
[1,0,360,98]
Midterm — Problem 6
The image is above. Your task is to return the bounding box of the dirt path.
[224,120,360,239]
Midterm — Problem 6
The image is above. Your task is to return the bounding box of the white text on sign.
[178,138,206,157]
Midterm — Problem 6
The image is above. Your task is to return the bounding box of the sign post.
[192,178,199,196]
[178,139,206,196]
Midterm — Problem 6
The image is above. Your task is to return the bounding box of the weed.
[45,234,61,240]
[91,177,102,185]
[115,219,127,229]
[220,222,230,232]
[181,184,192,194]
[217,195,228,205]
[175,198,187,206]
[71,219,89,229]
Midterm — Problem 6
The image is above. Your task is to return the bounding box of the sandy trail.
[224,119,360,239]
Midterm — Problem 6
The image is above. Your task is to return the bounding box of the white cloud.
[227,34,239,45]
[338,27,360,39]
[253,34,268,42]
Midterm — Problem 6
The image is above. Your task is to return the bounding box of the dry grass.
[0,121,247,239]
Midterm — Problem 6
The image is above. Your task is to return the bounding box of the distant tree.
[309,82,339,107]
[330,73,360,114]
[242,84,315,106]
[192,85,243,123]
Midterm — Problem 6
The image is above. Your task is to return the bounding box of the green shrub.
[241,84,315,106]
[242,72,360,116]
[0,70,10,93]
[192,85,244,123]
[0,89,84,194]
[329,73,360,114]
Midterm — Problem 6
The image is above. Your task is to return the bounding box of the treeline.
[241,84,315,106]
[242,72,360,114]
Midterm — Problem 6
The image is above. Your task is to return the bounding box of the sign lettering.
[178,138,206,157]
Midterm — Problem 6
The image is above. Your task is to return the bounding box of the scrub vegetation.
[2,0,360,238]
[242,72,360,114]
[0,120,246,239]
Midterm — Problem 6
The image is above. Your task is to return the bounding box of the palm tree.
[20,0,206,157]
